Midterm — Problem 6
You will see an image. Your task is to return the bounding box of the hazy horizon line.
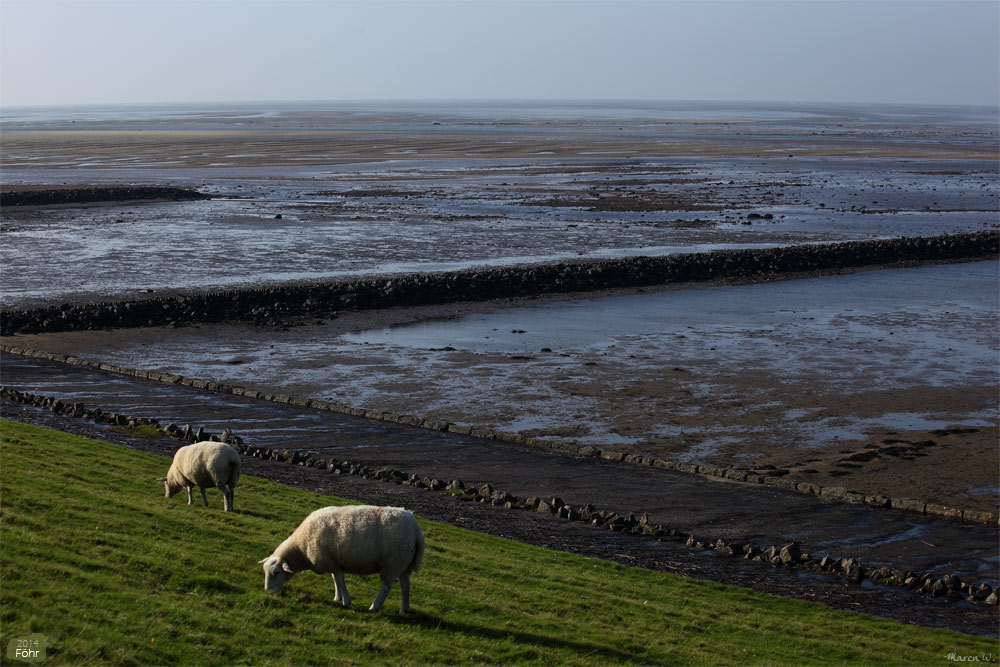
[3,97,999,113]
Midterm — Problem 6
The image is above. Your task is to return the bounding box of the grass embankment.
[0,419,992,665]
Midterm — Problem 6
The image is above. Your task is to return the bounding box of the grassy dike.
[0,419,993,665]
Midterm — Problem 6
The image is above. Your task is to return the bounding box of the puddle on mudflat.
[815,521,935,550]
[344,261,997,387]
[789,413,996,443]
[964,486,1000,497]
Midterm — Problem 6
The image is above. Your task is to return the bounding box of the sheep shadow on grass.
[389,611,643,663]
[229,508,281,520]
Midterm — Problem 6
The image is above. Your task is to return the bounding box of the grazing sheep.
[259,505,425,613]
[158,441,240,512]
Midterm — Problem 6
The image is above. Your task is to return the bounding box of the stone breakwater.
[2,385,997,607]
[0,186,210,207]
[2,232,996,335]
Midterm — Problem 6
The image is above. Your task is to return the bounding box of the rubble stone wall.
[3,232,996,335]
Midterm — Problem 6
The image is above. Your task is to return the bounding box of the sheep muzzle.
[259,557,293,592]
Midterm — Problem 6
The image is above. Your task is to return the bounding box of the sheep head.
[163,478,184,499]
[154,476,181,499]
[259,556,295,592]
[161,466,189,499]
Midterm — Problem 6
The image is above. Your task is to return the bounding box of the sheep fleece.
[166,441,240,510]
[285,505,424,577]
[261,506,425,611]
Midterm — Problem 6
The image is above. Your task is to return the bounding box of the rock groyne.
[0,185,210,207]
[3,232,996,336]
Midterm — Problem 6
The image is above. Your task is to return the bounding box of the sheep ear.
[282,562,294,574]
[155,477,167,482]
[257,558,268,564]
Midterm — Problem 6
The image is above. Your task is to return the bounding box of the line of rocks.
[2,232,996,335]
[2,385,996,607]
[0,186,210,207]
[2,344,995,527]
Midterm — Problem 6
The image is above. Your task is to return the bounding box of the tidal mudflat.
[1,102,997,528]
[1,101,997,308]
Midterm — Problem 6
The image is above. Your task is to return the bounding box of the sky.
[1,0,997,108]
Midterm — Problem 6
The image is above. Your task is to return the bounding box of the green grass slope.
[0,419,992,665]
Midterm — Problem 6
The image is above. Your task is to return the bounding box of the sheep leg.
[200,488,209,507]
[370,579,393,612]
[186,487,194,505]
[399,572,411,614]
[331,572,351,608]
[219,484,232,512]
[227,485,235,512]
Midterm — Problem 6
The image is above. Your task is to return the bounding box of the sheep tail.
[410,528,425,574]
[226,457,241,485]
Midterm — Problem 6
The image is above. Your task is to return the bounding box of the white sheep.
[259,505,425,613]
[158,441,241,512]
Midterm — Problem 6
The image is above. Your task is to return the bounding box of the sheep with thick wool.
[259,505,425,613]
[159,441,240,512]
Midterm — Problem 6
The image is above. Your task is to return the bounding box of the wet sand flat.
[3,99,998,167]
[2,153,997,308]
[6,127,999,166]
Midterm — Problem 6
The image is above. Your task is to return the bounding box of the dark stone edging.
[2,344,996,528]
[2,385,997,607]
[2,232,996,335]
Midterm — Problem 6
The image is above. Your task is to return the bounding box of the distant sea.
[2,99,998,130]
